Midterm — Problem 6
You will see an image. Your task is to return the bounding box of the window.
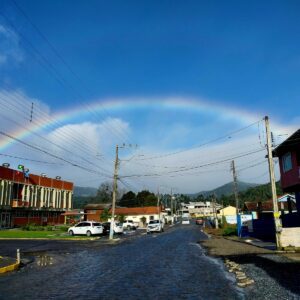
[282,152,293,172]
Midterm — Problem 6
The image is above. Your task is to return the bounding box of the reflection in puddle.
[36,255,53,267]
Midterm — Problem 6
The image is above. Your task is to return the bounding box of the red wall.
[0,166,73,191]
[279,150,300,191]
[13,215,65,226]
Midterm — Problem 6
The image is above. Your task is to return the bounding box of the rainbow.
[0,96,269,151]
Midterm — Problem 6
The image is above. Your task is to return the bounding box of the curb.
[0,260,20,274]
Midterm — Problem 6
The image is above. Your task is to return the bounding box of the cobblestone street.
[0,225,242,300]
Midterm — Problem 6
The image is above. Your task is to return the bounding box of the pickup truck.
[122,220,139,230]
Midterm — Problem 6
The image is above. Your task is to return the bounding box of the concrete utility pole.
[231,160,239,216]
[213,193,219,229]
[170,188,173,224]
[157,187,160,221]
[109,145,119,240]
[265,116,281,249]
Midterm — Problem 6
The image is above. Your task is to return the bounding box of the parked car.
[147,220,164,233]
[195,218,204,225]
[101,222,111,235]
[182,217,190,225]
[122,220,139,230]
[68,221,103,237]
[102,222,124,234]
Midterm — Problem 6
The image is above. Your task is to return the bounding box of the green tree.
[119,191,136,207]
[100,208,111,221]
[118,214,126,223]
[95,182,113,204]
[136,190,157,207]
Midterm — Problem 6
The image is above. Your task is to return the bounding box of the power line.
[121,148,266,178]
[0,96,112,173]
[0,152,65,165]
[3,4,131,144]
[0,129,112,178]
[135,119,263,161]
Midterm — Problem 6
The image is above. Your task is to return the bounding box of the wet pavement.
[0,224,243,300]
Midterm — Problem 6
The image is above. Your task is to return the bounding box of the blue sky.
[0,0,299,192]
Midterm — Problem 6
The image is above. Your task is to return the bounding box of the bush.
[22,223,39,231]
[22,224,54,231]
[222,226,237,236]
[55,225,69,232]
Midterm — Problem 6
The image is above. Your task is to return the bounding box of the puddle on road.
[22,250,68,269]
[36,255,53,267]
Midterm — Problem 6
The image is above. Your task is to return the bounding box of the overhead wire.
[0,129,112,178]
[135,118,263,161]
[0,91,114,168]
[2,3,131,144]
[0,96,112,173]
[121,148,266,179]
[0,152,65,165]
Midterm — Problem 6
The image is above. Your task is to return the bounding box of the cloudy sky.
[0,0,299,193]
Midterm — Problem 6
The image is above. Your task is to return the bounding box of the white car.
[112,222,124,234]
[182,217,190,225]
[68,221,103,237]
[122,220,139,230]
[147,220,164,233]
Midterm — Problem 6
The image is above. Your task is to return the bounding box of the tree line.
[73,181,283,209]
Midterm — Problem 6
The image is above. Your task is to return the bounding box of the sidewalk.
[225,236,277,251]
[0,256,20,274]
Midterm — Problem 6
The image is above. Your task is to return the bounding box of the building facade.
[0,165,73,228]
[273,129,300,215]
[84,205,163,227]
[180,201,222,217]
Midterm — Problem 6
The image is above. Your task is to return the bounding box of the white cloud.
[0,91,297,193]
[0,24,23,66]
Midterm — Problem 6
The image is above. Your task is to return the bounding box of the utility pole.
[170,188,173,224]
[109,145,119,240]
[231,160,239,216]
[213,193,219,229]
[157,187,160,221]
[265,116,281,249]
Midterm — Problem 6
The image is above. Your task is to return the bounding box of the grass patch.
[0,229,92,239]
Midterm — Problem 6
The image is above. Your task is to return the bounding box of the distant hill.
[189,181,259,199]
[73,186,98,197]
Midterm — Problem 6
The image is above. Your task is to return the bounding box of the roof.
[84,203,111,210]
[61,210,86,216]
[219,205,236,211]
[273,129,300,157]
[277,194,296,202]
[113,206,162,215]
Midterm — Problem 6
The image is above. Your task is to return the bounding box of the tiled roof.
[113,206,162,215]
[84,203,111,210]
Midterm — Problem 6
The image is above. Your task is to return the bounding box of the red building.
[273,129,300,215]
[0,165,73,228]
